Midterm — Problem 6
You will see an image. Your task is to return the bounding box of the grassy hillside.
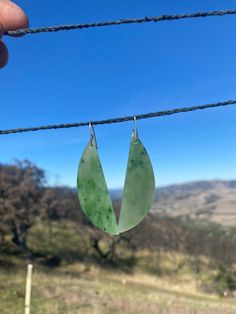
[1,175,236,313]
[2,266,236,314]
[1,220,236,313]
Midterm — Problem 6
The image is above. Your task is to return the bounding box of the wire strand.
[0,100,235,136]
[6,9,236,37]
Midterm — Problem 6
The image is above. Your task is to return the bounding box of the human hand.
[0,0,28,68]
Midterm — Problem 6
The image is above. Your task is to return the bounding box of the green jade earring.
[77,118,155,235]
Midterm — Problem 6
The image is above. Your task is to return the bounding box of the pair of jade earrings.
[77,117,155,235]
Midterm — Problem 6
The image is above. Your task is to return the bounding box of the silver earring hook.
[89,123,98,149]
[133,115,138,140]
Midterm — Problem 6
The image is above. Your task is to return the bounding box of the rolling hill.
[152,180,236,226]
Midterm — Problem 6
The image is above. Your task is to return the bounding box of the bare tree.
[0,160,45,259]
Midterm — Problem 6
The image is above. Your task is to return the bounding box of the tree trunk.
[11,223,32,260]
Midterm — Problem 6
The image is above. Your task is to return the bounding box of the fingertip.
[0,0,29,32]
[15,7,29,30]
[0,40,8,68]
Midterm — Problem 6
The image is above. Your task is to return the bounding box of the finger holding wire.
[0,0,28,68]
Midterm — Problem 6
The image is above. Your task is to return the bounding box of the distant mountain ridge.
[152,180,236,226]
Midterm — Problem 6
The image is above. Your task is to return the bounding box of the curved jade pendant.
[77,137,119,235]
[77,131,155,235]
[118,134,155,233]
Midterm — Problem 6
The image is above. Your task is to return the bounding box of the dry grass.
[1,220,236,313]
[1,263,236,314]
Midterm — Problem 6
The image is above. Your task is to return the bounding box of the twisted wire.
[6,9,236,37]
[0,100,235,135]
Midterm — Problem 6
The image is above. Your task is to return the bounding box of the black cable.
[6,9,236,37]
[0,99,235,135]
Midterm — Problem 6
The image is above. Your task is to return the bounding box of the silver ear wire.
[133,115,138,140]
[89,123,98,149]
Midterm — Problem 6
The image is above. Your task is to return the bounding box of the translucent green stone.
[118,135,155,233]
[77,134,155,235]
[77,139,119,235]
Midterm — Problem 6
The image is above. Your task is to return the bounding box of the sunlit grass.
[1,221,236,313]
[1,264,236,314]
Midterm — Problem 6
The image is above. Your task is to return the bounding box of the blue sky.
[0,0,236,188]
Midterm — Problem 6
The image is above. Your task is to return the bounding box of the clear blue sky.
[0,0,236,188]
